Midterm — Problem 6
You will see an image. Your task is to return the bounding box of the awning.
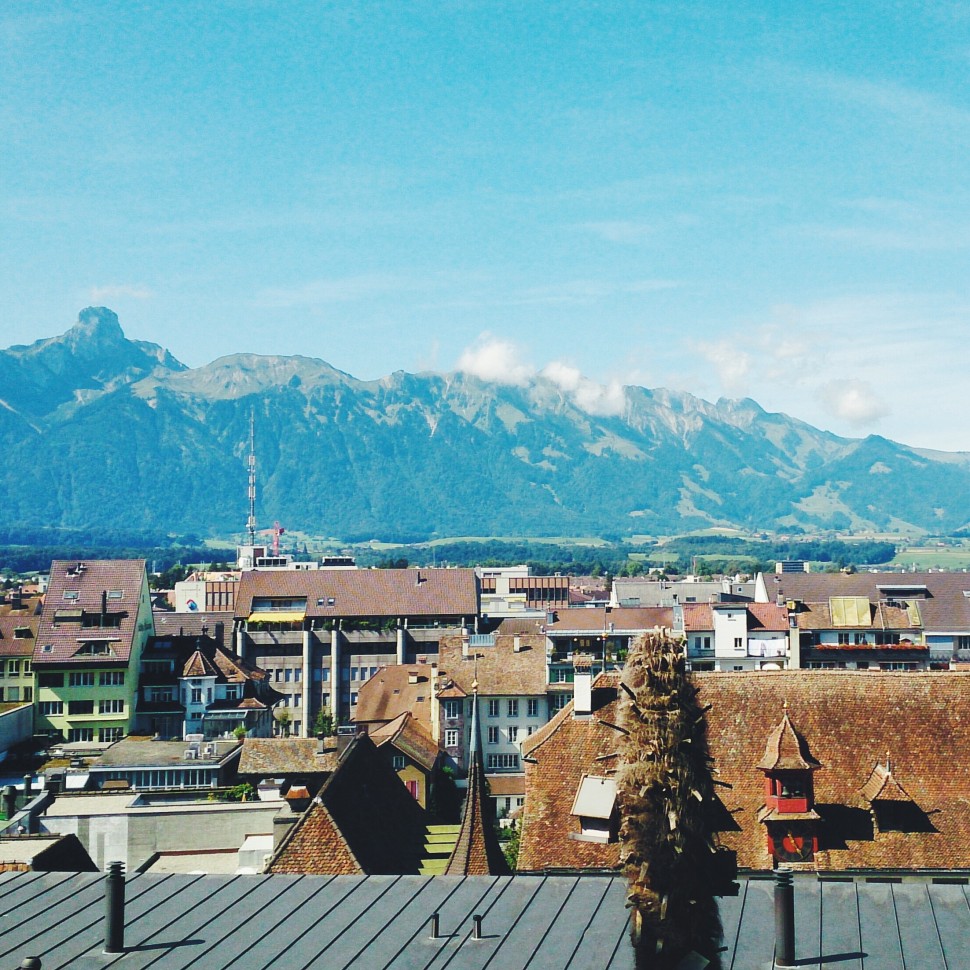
[247,612,305,624]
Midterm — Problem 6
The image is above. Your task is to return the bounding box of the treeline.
[666,536,896,565]
[0,545,217,577]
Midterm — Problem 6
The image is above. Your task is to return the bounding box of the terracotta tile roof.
[699,670,970,871]
[860,762,913,803]
[354,664,434,731]
[34,560,149,665]
[682,604,713,631]
[234,568,478,620]
[370,712,441,772]
[444,697,510,876]
[182,649,219,678]
[486,774,526,796]
[238,737,340,776]
[266,734,428,875]
[746,603,789,631]
[0,616,38,657]
[755,710,822,771]
[438,633,547,697]
[518,676,624,872]
[0,594,42,617]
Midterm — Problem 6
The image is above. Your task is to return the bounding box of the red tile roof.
[34,560,149,665]
[0,616,38,657]
[370,712,441,772]
[438,633,548,697]
[353,663,435,731]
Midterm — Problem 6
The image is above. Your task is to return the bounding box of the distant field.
[891,544,970,570]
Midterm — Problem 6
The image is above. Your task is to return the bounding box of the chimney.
[513,636,522,653]
[335,724,357,757]
[461,626,470,659]
[103,861,126,954]
[408,669,419,685]
[215,621,225,646]
[573,671,592,718]
[100,590,108,624]
[773,867,795,968]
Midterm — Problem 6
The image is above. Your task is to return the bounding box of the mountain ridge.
[1,307,968,539]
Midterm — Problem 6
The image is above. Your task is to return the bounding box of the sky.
[2,1,970,450]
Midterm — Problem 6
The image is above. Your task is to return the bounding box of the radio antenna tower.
[247,408,257,545]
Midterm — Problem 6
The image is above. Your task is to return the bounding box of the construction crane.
[259,522,286,557]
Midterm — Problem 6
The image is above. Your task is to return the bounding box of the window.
[284,668,293,682]
[507,699,519,718]
[507,726,519,743]
[487,754,520,770]
[69,672,95,688]
[350,692,358,705]
[527,725,536,736]
[225,685,240,700]
[445,729,459,747]
[294,669,302,682]
[68,700,94,715]
[351,667,360,681]
[62,590,79,601]
[854,633,868,645]
[293,721,301,735]
[733,638,743,650]
[99,727,123,743]
[488,699,500,718]
[444,700,460,719]
[99,672,125,686]
[99,699,124,714]
[149,687,173,703]
[7,660,19,675]
[837,633,850,645]
[392,755,405,770]
[322,668,331,682]
[550,694,568,713]
[550,668,573,683]
[293,693,302,707]
[5,687,18,702]
[527,698,539,718]
[191,689,203,704]
[23,661,31,674]
[487,726,499,745]
[23,687,31,702]
[68,728,94,742]
[39,701,63,717]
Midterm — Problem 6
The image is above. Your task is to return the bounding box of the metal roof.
[0,871,633,969]
[0,871,967,968]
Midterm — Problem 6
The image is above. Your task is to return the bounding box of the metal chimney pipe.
[22,776,32,809]
[472,915,483,940]
[104,861,126,954]
[19,958,42,969]
[429,913,440,939]
[774,867,795,968]
[2,786,16,821]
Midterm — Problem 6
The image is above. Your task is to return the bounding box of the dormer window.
[569,774,618,843]
[62,590,79,601]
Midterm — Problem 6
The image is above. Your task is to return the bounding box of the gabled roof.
[438,633,547,697]
[370,712,441,772]
[860,762,914,803]
[444,694,509,876]
[354,663,434,731]
[756,709,822,771]
[518,673,624,872]
[234,568,479,620]
[34,560,149,665]
[266,734,428,875]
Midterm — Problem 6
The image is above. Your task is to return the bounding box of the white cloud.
[89,284,153,302]
[541,361,626,416]
[696,339,752,394]
[456,336,534,386]
[541,361,582,392]
[817,380,891,427]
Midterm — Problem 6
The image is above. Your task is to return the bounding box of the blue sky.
[3,2,970,449]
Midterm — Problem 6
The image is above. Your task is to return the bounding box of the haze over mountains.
[1,308,968,540]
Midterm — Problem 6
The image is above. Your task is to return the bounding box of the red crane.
[258,522,286,557]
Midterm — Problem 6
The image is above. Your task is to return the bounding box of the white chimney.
[573,671,592,717]
[513,636,522,653]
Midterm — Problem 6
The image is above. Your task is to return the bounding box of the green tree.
[275,709,291,737]
[502,821,521,870]
[313,707,334,737]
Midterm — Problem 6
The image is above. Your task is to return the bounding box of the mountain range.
[1,307,968,540]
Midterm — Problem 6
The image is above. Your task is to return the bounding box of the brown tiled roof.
[518,676,624,872]
[353,664,434,731]
[755,710,822,771]
[860,763,913,803]
[370,712,440,772]
[794,601,919,632]
[545,607,673,633]
[765,571,970,634]
[267,734,428,875]
[34,560,149,665]
[234,568,478,619]
[438,633,547,697]
[238,737,339,776]
[0,616,38,657]
[0,594,42,616]
[700,670,970,871]
[486,774,526,797]
[182,650,219,678]
[444,697,510,876]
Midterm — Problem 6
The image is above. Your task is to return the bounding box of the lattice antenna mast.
[247,408,257,545]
